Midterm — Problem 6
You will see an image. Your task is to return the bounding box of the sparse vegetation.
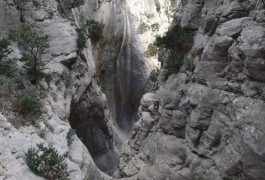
[0,36,20,79]
[151,23,160,32]
[76,20,104,50]
[138,22,150,34]
[170,0,178,10]
[25,143,70,180]
[155,1,161,12]
[183,57,194,71]
[145,43,158,57]
[149,68,159,82]
[155,25,194,72]
[16,90,43,125]
[9,25,50,84]
[66,128,76,146]
[62,69,74,88]
[37,127,48,139]
[0,36,11,60]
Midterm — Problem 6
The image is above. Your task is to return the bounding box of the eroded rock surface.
[115,0,265,179]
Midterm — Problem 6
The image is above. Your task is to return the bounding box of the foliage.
[0,36,20,78]
[66,128,76,146]
[145,43,158,57]
[151,23,160,32]
[0,75,17,94]
[0,59,21,78]
[76,20,104,50]
[138,22,150,34]
[155,0,161,12]
[191,48,203,58]
[16,90,43,125]
[149,68,159,82]
[155,25,194,72]
[170,0,178,9]
[62,69,74,87]
[183,57,194,71]
[0,37,11,60]
[37,127,48,139]
[9,25,50,84]
[25,143,70,180]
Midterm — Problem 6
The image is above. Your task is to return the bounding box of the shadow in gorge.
[68,80,118,175]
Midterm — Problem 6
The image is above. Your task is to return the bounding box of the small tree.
[9,25,50,84]
[76,20,104,50]
[155,25,194,71]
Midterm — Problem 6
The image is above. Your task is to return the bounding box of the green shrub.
[170,0,178,10]
[16,90,43,125]
[149,68,159,82]
[76,20,104,50]
[183,57,194,71]
[145,43,158,57]
[138,22,150,34]
[0,59,20,78]
[100,84,109,94]
[0,36,11,60]
[66,128,76,146]
[9,25,50,84]
[151,23,160,32]
[25,143,70,180]
[37,127,48,139]
[155,25,194,72]
[155,1,161,12]
[0,75,18,100]
[62,69,74,87]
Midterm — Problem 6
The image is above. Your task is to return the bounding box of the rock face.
[83,0,172,135]
[0,0,172,178]
[1,0,265,179]
[71,0,172,174]
[0,0,110,179]
[69,79,119,175]
[115,0,265,179]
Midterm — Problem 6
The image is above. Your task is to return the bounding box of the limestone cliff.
[0,0,171,179]
[1,0,265,179]
[115,0,265,179]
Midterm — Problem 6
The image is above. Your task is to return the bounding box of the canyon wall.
[115,0,265,179]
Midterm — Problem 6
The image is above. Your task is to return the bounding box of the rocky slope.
[115,0,265,179]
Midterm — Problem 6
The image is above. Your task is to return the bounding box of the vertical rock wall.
[116,0,265,179]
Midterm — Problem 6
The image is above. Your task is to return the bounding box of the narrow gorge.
[0,0,265,180]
